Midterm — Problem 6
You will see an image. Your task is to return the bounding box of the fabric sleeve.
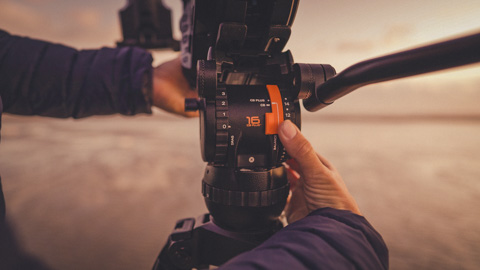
[219,208,389,270]
[0,177,4,224]
[0,29,153,118]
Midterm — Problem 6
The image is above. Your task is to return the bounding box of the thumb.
[278,120,327,177]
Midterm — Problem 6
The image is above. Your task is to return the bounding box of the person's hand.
[278,120,361,224]
[152,57,198,117]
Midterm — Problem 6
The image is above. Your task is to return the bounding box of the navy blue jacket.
[0,29,153,224]
[0,30,388,269]
[220,208,388,269]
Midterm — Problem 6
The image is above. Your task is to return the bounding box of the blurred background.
[1,0,480,269]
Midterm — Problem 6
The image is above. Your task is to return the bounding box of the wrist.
[142,66,154,109]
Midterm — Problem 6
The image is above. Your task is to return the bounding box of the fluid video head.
[180,0,335,232]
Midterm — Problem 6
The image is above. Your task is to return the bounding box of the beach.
[1,111,479,269]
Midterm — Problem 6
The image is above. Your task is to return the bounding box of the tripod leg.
[152,241,179,270]
[153,218,196,270]
[153,214,283,269]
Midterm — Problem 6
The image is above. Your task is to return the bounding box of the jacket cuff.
[129,47,153,115]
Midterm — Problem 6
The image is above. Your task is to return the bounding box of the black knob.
[184,98,206,112]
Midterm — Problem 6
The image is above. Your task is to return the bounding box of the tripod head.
[180,0,338,232]
[180,0,480,232]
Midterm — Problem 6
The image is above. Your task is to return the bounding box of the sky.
[1,0,479,116]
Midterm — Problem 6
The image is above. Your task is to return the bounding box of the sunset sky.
[1,0,479,115]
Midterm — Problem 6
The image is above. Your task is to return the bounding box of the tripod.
[150,30,480,269]
[153,165,288,270]
[152,214,283,270]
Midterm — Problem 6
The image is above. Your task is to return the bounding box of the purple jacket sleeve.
[219,208,389,270]
[0,177,4,223]
[0,29,154,223]
[0,29,153,118]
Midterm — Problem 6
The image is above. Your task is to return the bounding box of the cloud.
[335,24,415,54]
[382,24,415,46]
[68,8,102,29]
[23,0,55,3]
[336,40,375,53]
[0,1,120,48]
[0,1,51,34]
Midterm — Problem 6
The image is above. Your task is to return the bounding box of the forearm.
[0,29,153,118]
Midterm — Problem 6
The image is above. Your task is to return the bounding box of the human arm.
[279,120,361,223]
[151,57,198,117]
[0,29,196,118]
[219,120,388,270]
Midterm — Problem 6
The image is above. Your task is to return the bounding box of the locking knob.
[185,98,206,112]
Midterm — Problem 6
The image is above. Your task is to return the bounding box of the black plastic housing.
[202,165,289,231]
[117,0,179,50]
[180,0,301,232]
